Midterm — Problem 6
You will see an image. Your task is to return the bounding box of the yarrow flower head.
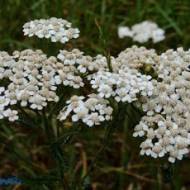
[57,49,108,73]
[23,18,80,43]
[113,45,160,71]
[58,94,113,127]
[0,48,86,121]
[118,21,165,43]
[0,50,60,118]
[88,69,153,103]
[134,48,190,163]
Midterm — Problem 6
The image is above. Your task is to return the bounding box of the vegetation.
[1,0,190,189]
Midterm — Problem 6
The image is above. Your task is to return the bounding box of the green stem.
[42,109,69,189]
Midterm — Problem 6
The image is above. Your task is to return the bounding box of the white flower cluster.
[88,69,153,103]
[58,94,113,127]
[57,49,108,73]
[113,46,159,71]
[0,50,60,112]
[0,49,86,121]
[118,21,165,43]
[23,18,80,43]
[134,48,190,162]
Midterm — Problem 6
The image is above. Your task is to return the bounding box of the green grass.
[1,0,190,189]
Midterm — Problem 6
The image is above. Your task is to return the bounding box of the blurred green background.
[1,0,190,56]
[1,0,190,190]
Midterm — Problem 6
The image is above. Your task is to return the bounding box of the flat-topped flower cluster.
[134,48,190,163]
[58,94,113,127]
[118,21,165,43]
[23,18,79,43]
[1,18,190,163]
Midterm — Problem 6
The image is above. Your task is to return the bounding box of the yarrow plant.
[1,18,190,188]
